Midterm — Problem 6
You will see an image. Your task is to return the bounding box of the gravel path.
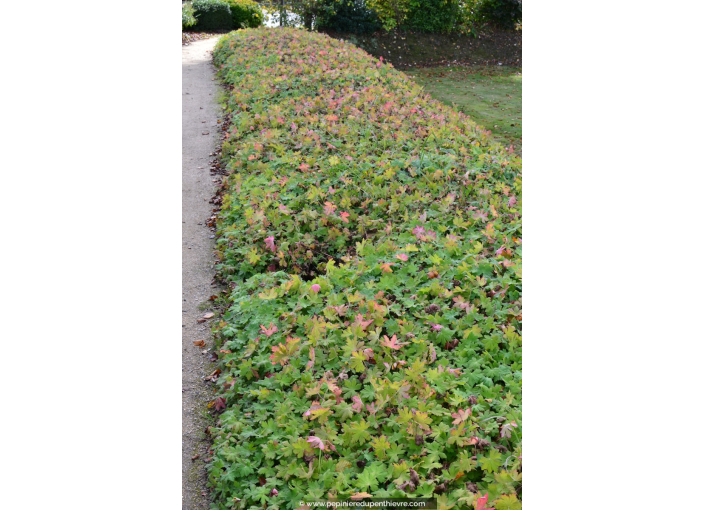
[182,37,221,509]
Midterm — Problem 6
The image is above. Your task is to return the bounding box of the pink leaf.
[311,284,321,293]
[451,408,472,425]
[260,322,278,337]
[380,334,402,350]
[352,395,363,412]
[473,210,488,222]
[340,211,350,223]
[395,253,408,261]
[353,314,374,330]
[307,436,325,451]
[429,345,437,362]
[264,236,276,253]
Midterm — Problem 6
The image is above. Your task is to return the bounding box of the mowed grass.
[404,66,522,153]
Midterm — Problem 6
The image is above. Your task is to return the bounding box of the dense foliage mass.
[225,0,264,29]
[193,0,234,31]
[209,28,522,510]
[183,2,198,30]
[404,0,464,33]
[272,0,521,34]
[475,0,521,29]
[315,0,381,34]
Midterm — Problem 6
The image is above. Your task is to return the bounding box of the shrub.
[210,28,522,510]
[475,0,522,29]
[182,2,198,30]
[403,0,463,33]
[315,0,382,34]
[192,0,234,31]
[224,0,264,29]
[365,0,410,31]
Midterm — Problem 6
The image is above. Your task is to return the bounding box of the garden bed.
[207,28,522,510]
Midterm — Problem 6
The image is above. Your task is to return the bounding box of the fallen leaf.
[193,340,205,347]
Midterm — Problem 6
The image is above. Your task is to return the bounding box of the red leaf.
[214,397,226,411]
[475,493,494,510]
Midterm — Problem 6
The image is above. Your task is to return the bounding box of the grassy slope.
[405,66,522,154]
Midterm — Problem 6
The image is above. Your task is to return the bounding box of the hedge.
[209,28,522,510]
[315,0,382,35]
[225,0,264,29]
[193,0,234,31]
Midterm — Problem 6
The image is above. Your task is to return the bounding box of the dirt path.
[182,36,220,510]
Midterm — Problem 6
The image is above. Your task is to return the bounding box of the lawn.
[404,66,522,153]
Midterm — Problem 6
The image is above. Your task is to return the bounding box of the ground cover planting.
[208,28,522,510]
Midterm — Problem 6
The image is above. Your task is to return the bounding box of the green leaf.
[350,351,367,372]
[478,449,502,474]
[371,435,391,460]
[494,493,522,510]
[356,467,380,491]
[346,419,372,445]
